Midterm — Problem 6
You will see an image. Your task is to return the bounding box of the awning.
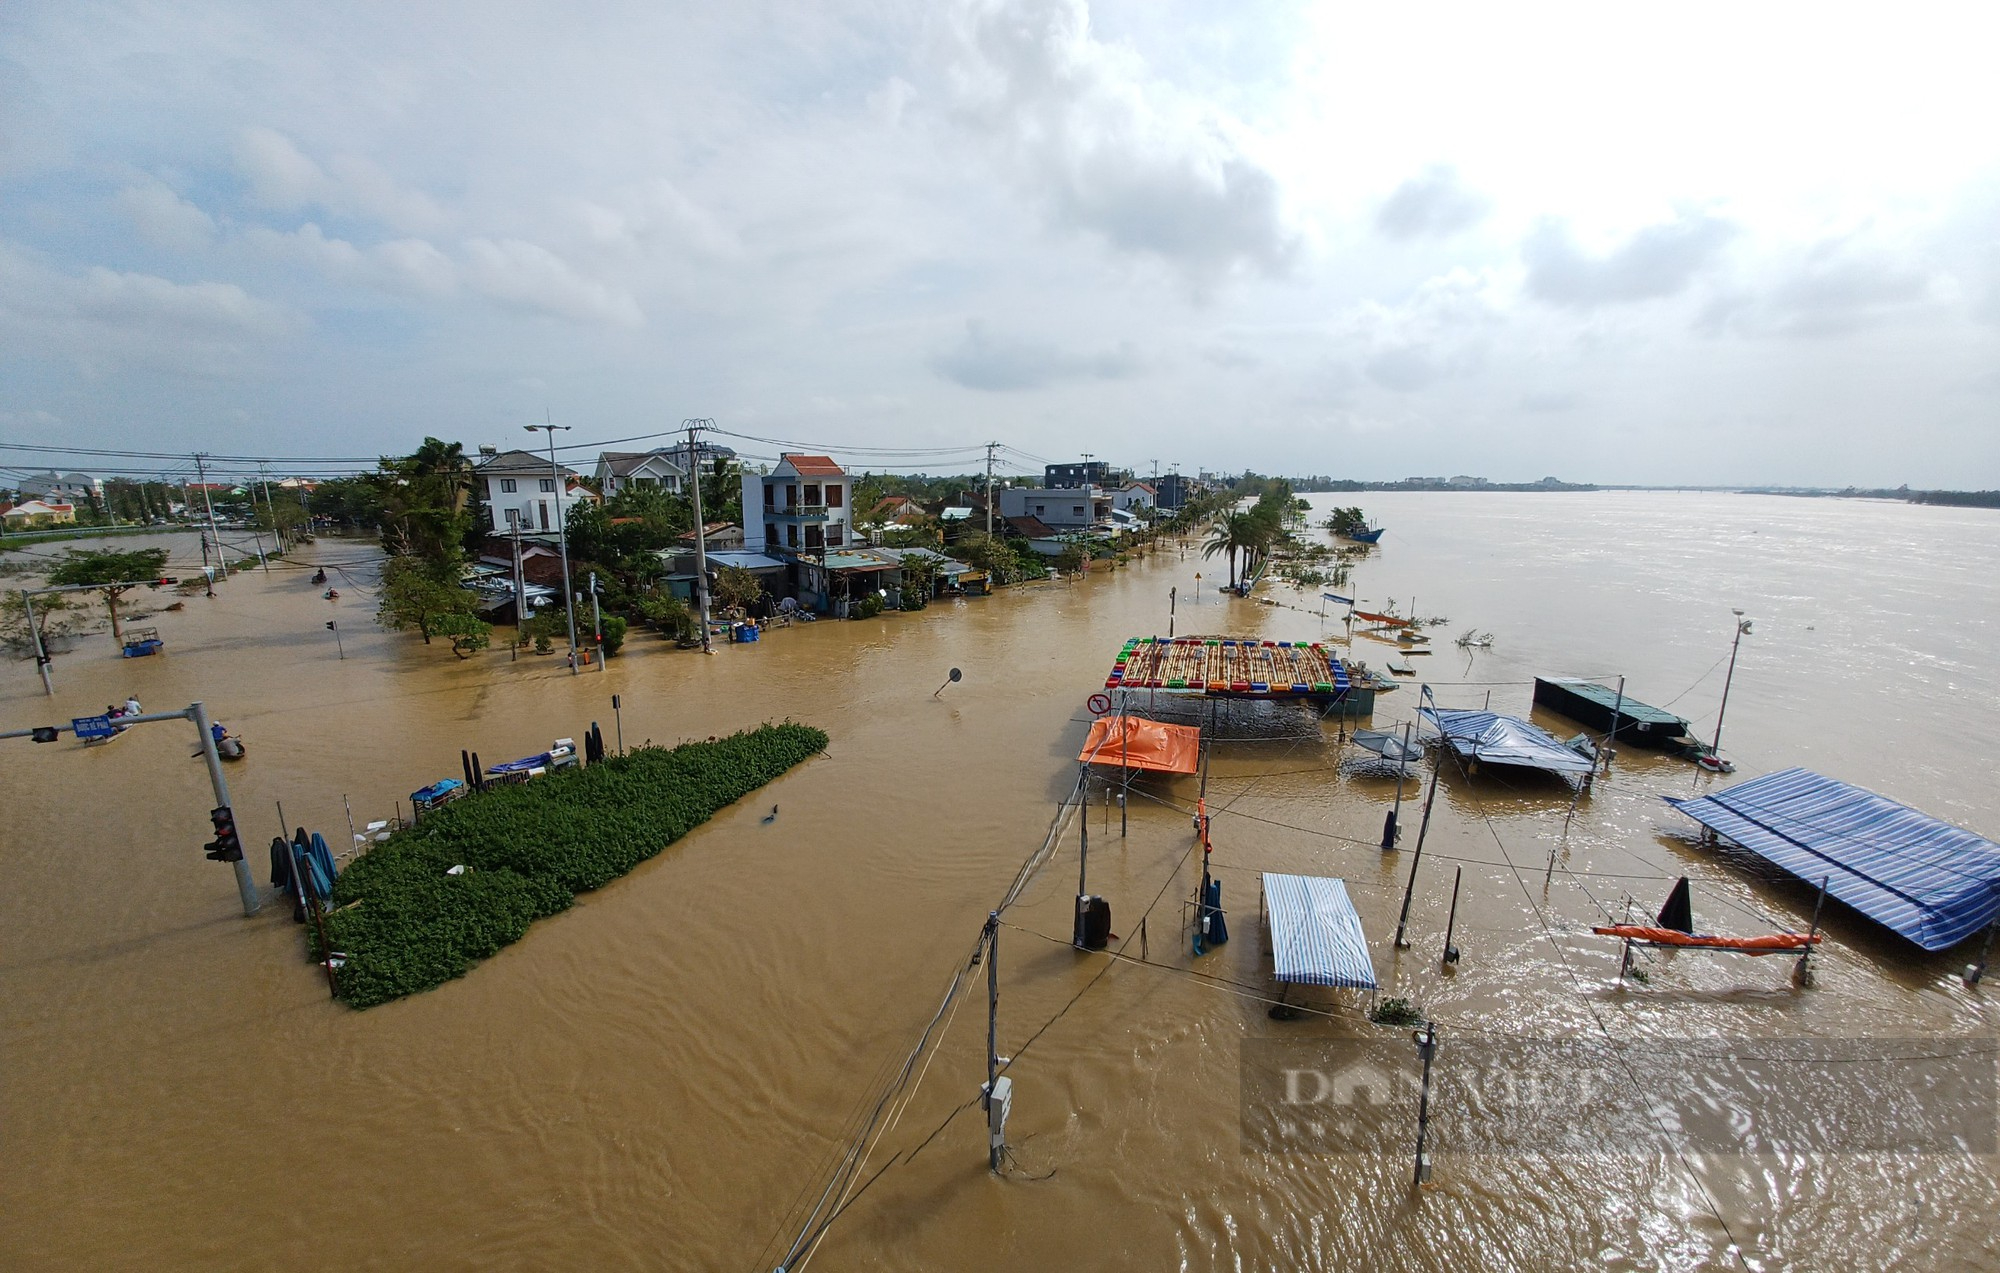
[1666,768,2000,951]
[1263,873,1377,989]
[1077,715,1201,775]
[1419,707,1596,777]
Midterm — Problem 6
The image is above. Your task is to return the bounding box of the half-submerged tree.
[46,547,172,642]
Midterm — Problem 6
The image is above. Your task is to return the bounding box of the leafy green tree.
[376,556,477,646]
[372,438,473,567]
[432,611,492,659]
[1202,513,1260,590]
[711,563,762,613]
[598,615,627,656]
[46,547,172,641]
[0,590,92,655]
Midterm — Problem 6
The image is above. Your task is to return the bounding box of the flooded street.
[3,491,1996,1271]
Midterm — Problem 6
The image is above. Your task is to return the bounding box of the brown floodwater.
[2,492,1996,1271]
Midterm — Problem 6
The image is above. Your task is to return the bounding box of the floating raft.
[1107,636,1350,697]
[1533,677,1691,748]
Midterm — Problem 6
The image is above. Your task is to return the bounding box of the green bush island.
[325,722,828,1007]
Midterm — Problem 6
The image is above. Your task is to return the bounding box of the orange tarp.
[1079,716,1201,775]
[1590,925,1821,953]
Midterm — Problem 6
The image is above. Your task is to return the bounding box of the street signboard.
[72,715,117,740]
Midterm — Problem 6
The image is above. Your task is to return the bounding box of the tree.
[711,563,763,613]
[0,590,92,656]
[376,556,478,646]
[431,611,492,659]
[46,547,172,641]
[371,438,473,567]
[1202,514,1260,590]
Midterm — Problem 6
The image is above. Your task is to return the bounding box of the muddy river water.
[3,491,1996,1271]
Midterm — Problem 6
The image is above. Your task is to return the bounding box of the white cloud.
[939,0,1298,284]
[1524,211,1737,309]
[233,126,446,233]
[1376,166,1490,241]
[1349,269,1504,393]
[0,240,302,373]
[115,180,218,252]
[931,318,1139,390]
[461,237,643,326]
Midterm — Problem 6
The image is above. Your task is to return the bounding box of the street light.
[1710,609,1753,762]
[525,423,580,675]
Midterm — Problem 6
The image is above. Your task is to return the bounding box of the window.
[805,525,823,549]
[1073,505,1085,517]
[500,478,517,493]
[803,484,820,505]
[825,485,842,508]
[504,508,520,528]
[1034,504,1046,516]
[765,522,778,547]
[826,526,843,548]
[539,478,556,493]
[764,484,776,508]
[787,524,800,547]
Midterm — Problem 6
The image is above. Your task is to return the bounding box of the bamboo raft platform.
[1106,636,1351,696]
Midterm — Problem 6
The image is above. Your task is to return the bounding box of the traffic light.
[30,726,59,743]
[205,805,243,862]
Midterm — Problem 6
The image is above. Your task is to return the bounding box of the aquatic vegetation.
[324,723,829,1008]
[1368,996,1425,1027]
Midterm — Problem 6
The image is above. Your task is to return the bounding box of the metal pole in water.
[985,911,1001,1172]
[190,701,259,917]
[1441,866,1462,966]
[23,590,53,696]
[1796,874,1828,987]
[1074,768,1090,948]
[612,694,624,756]
[1712,611,1750,761]
[1412,1022,1437,1185]
[1392,735,1443,949]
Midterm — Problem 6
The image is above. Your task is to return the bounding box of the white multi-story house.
[475,448,591,535]
[594,443,737,499]
[741,454,852,557]
[998,486,1111,531]
[1113,481,1155,513]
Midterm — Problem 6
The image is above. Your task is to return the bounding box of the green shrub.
[853,593,884,619]
[599,614,627,656]
[325,723,828,1007]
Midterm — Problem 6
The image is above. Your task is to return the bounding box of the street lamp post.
[1711,609,1753,760]
[525,423,580,675]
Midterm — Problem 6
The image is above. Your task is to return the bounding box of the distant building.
[1447,475,1489,488]
[594,443,735,499]
[2,498,77,527]
[1154,473,1192,511]
[1113,481,1155,513]
[475,449,590,535]
[1045,461,1114,489]
[15,472,98,502]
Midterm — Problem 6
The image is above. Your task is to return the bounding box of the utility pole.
[1711,610,1752,762]
[23,591,52,695]
[193,453,222,581]
[510,528,525,662]
[1393,706,1444,949]
[983,911,1004,1172]
[984,441,999,540]
[589,571,605,673]
[684,418,714,653]
[524,421,579,674]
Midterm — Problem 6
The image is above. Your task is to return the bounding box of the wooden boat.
[1345,526,1385,544]
[1387,659,1416,676]
[1354,611,1410,628]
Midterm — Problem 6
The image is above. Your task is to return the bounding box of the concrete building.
[474,448,590,535]
[1045,460,1114,489]
[1113,481,1155,513]
[998,486,1111,531]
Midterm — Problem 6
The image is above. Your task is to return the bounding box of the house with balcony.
[742,454,863,611]
[474,447,591,536]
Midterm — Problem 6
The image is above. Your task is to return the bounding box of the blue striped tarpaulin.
[1263,873,1377,989]
[1665,767,2000,951]
[1418,706,1596,777]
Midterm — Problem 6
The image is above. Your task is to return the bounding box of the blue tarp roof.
[1419,707,1596,777]
[1665,768,2000,951]
[1263,873,1377,989]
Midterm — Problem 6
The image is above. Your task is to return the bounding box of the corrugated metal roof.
[1264,874,1377,989]
[700,550,788,571]
[1419,707,1596,776]
[1666,768,2000,951]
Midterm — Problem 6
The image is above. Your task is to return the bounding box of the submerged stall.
[1262,872,1377,990]
[1666,767,2000,951]
[1108,636,1350,698]
[1418,706,1597,779]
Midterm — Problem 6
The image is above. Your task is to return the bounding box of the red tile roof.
[781,453,845,477]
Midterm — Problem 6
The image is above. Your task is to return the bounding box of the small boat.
[1697,752,1736,774]
[1345,526,1385,544]
[1354,610,1411,628]
[120,627,164,658]
[1387,659,1416,676]
[1396,629,1430,644]
[485,739,579,782]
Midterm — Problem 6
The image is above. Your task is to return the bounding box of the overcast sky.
[3,0,1997,485]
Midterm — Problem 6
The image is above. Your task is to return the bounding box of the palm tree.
[1202,512,1260,590]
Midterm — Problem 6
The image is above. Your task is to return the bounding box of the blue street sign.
[72,715,117,740]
